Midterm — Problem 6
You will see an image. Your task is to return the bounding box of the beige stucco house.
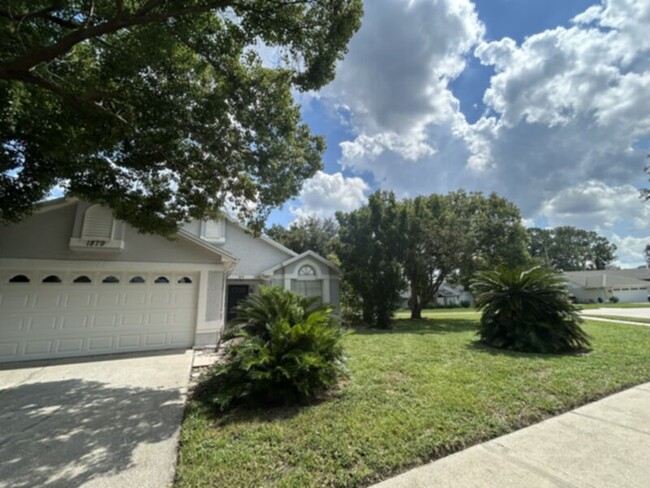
[0,198,340,363]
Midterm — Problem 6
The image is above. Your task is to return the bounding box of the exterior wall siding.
[1,202,221,265]
[182,219,294,277]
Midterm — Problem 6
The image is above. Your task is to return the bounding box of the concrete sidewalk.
[372,383,650,488]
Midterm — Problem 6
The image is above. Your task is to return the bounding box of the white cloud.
[311,0,650,262]
[611,234,650,268]
[291,171,368,219]
[322,0,483,193]
[539,180,650,232]
[462,0,650,216]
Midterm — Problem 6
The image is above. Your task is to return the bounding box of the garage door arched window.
[102,275,120,284]
[130,276,146,284]
[42,275,62,283]
[73,275,92,283]
[177,277,193,284]
[9,274,30,283]
[154,276,170,284]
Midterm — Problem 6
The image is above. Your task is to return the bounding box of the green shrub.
[609,296,620,303]
[460,300,471,308]
[471,266,590,353]
[225,285,322,340]
[198,286,348,410]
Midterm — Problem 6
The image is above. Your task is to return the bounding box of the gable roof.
[33,197,238,265]
[261,250,340,276]
[221,214,297,258]
[176,228,238,265]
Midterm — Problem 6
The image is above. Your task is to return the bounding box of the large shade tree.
[336,191,406,329]
[527,226,617,271]
[0,0,362,234]
[402,191,530,319]
[266,216,338,257]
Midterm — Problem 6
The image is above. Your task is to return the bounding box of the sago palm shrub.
[471,266,590,353]
[224,285,323,340]
[198,286,348,410]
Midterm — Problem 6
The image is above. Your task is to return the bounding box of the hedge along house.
[0,198,340,363]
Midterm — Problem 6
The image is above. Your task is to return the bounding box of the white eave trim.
[177,228,238,265]
[35,196,79,213]
[222,214,297,258]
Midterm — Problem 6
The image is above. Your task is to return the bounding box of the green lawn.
[395,307,478,317]
[176,315,650,488]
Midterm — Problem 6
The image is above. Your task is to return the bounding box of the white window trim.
[280,258,330,303]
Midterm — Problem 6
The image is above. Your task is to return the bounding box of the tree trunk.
[410,285,422,319]
[410,305,422,319]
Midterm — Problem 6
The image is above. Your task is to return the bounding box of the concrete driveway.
[581,307,650,319]
[0,350,193,488]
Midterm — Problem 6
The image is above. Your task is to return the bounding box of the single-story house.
[435,284,474,306]
[399,283,474,308]
[0,198,340,363]
[564,269,650,303]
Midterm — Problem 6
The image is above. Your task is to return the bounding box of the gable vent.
[82,205,114,239]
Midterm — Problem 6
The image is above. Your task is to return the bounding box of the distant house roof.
[437,285,461,297]
[564,269,650,289]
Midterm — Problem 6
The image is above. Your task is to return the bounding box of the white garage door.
[610,288,649,303]
[0,269,198,363]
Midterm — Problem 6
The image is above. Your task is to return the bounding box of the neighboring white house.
[0,198,339,363]
[564,269,650,303]
[435,284,473,306]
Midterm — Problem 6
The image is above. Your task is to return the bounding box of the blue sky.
[267,0,650,267]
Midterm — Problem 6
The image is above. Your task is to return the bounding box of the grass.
[395,307,477,317]
[578,302,650,309]
[175,315,650,488]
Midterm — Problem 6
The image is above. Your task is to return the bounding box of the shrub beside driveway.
[175,315,650,488]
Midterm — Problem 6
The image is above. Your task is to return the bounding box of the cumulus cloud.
[302,0,650,266]
[611,234,650,268]
[291,171,368,219]
[322,0,483,192]
[469,0,650,214]
[539,180,650,232]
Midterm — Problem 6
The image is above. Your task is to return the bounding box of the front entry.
[226,284,250,322]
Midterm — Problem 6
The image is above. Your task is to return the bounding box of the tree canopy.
[336,190,530,325]
[336,191,406,328]
[266,216,337,257]
[0,0,363,234]
[527,226,617,271]
[402,191,529,319]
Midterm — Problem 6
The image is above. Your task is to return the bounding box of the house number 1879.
[85,240,107,247]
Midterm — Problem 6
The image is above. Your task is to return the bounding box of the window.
[42,275,62,283]
[292,280,322,301]
[154,276,170,284]
[73,275,92,283]
[177,276,193,284]
[102,275,120,284]
[298,265,316,276]
[82,204,114,240]
[130,276,146,284]
[9,274,30,283]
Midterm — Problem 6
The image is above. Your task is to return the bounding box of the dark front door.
[227,285,250,321]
